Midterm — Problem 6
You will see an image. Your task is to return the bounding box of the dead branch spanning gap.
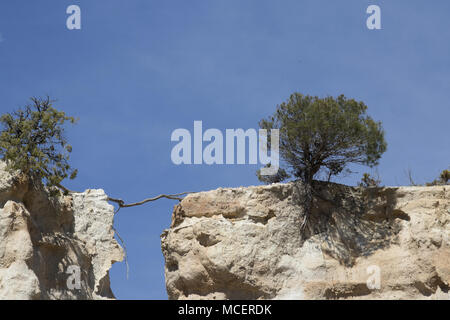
[107,191,193,208]
[56,183,193,208]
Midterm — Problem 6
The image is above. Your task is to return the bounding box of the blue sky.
[0,1,449,299]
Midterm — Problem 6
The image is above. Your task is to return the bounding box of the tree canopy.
[258,93,387,185]
[0,97,78,188]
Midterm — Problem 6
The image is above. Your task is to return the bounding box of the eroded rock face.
[161,182,449,300]
[0,163,123,299]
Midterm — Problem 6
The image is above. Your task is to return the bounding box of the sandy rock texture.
[0,162,123,299]
[161,181,449,300]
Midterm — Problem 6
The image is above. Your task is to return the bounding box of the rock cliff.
[0,162,123,299]
[161,181,449,299]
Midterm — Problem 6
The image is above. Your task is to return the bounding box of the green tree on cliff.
[258,93,387,228]
[0,96,78,189]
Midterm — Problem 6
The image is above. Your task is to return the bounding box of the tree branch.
[55,183,193,208]
[107,192,193,208]
[55,182,77,194]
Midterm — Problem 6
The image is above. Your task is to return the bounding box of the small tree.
[258,93,387,228]
[358,173,381,188]
[426,168,450,186]
[0,97,78,189]
[440,169,450,184]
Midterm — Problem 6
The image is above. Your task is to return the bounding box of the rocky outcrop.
[161,181,449,300]
[0,162,123,299]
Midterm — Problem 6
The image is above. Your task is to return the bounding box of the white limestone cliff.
[161,181,449,300]
[0,162,123,299]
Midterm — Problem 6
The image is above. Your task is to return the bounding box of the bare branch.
[405,168,416,186]
[55,183,193,208]
[56,183,194,213]
[107,191,193,208]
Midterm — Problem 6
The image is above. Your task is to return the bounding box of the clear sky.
[0,1,449,299]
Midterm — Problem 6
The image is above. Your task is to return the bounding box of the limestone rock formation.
[161,181,449,300]
[0,162,123,299]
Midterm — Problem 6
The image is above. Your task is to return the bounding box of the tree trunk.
[301,169,314,230]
